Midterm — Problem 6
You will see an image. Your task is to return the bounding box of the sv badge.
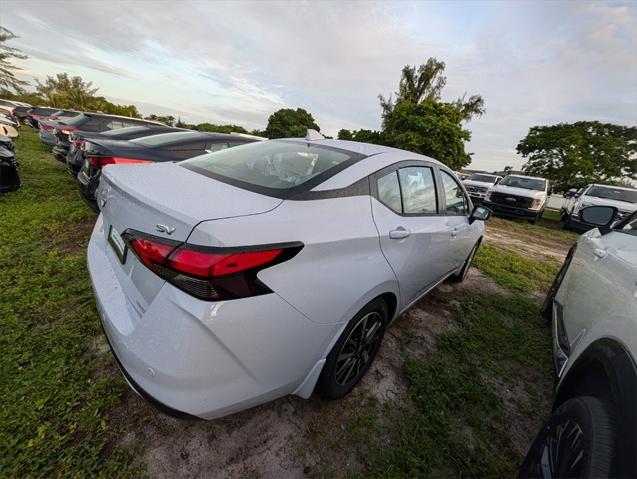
[155,224,176,235]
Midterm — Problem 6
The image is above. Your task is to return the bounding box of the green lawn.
[0,130,139,478]
[1,129,555,478]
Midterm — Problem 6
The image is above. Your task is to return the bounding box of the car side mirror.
[469,205,491,224]
[580,205,618,234]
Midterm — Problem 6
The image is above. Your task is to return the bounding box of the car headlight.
[572,201,591,215]
[530,198,543,210]
[485,191,492,201]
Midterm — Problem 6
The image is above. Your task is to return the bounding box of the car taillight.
[42,124,54,132]
[60,126,76,134]
[72,139,85,148]
[87,156,152,169]
[121,230,303,301]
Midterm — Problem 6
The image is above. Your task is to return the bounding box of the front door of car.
[371,162,452,308]
[438,169,474,268]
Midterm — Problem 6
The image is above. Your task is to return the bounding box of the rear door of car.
[370,160,452,308]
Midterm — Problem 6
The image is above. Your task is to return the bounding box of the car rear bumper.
[483,200,540,219]
[52,145,69,162]
[38,130,57,146]
[87,215,333,419]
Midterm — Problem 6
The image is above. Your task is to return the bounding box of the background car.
[562,183,637,231]
[25,107,78,128]
[0,144,21,193]
[77,130,257,210]
[522,205,637,478]
[483,174,550,224]
[0,99,31,116]
[51,113,166,162]
[88,132,490,419]
[461,172,502,202]
[65,125,183,176]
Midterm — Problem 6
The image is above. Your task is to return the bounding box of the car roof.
[283,137,404,157]
[79,112,167,126]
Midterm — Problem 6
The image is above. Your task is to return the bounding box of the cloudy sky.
[2,0,636,170]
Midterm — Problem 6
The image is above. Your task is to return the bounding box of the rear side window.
[131,131,202,146]
[440,170,468,215]
[377,166,437,215]
[106,120,125,130]
[377,172,402,213]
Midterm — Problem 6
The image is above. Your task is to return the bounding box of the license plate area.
[108,225,127,264]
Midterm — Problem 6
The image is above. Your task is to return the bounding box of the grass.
[0,129,140,477]
[349,294,552,478]
[473,244,560,293]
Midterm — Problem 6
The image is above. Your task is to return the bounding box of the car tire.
[448,239,481,283]
[519,396,616,479]
[562,215,572,230]
[541,244,576,322]
[316,298,388,399]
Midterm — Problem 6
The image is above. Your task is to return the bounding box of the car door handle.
[389,227,410,239]
[593,248,608,259]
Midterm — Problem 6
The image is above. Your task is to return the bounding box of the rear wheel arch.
[555,338,637,476]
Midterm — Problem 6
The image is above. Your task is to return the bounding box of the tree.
[382,99,472,170]
[379,57,485,124]
[0,27,28,93]
[35,73,99,110]
[264,108,319,139]
[145,114,176,126]
[517,121,637,191]
[337,128,383,144]
[194,123,248,134]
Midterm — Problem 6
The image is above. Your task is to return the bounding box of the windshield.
[467,174,497,183]
[181,140,356,192]
[499,176,546,191]
[586,186,637,204]
[101,126,148,137]
[131,131,201,146]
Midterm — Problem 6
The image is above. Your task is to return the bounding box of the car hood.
[490,185,546,199]
[580,196,637,212]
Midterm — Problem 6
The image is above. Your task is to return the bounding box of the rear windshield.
[30,107,59,115]
[181,140,357,193]
[101,126,148,137]
[467,174,498,183]
[131,131,202,146]
[587,186,637,204]
[499,175,546,191]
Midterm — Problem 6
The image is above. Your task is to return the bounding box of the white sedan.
[88,131,490,419]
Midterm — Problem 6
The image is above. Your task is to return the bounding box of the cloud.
[1,0,635,170]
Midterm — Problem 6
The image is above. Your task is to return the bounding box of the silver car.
[88,132,490,419]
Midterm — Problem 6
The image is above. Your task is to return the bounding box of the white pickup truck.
[482,174,550,224]
[563,183,637,231]
[461,173,502,201]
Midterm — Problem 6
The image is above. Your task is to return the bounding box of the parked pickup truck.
[562,183,637,232]
[483,174,550,224]
[462,173,502,201]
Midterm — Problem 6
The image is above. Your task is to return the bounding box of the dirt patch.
[484,217,574,264]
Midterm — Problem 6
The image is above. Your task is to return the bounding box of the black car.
[77,131,258,211]
[66,125,182,176]
[26,107,78,128]
[0,134,15,152]
[0,145,20,193]
[52,113,166,162]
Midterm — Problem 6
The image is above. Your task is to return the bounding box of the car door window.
[377,171,402,213]
[106,120,125,130]
[618,212,637,236]
[440,170,468,215]
[398,167,437,214]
